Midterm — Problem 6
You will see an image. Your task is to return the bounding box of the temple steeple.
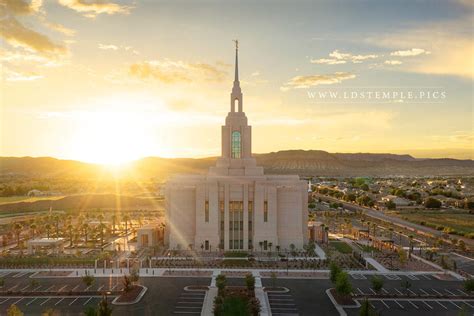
[230,40,243,113]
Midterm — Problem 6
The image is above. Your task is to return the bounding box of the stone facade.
[165,44,308,251]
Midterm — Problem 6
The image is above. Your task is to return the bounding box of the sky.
[1,0,473,164]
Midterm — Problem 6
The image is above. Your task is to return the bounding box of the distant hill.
[1,150,474,178]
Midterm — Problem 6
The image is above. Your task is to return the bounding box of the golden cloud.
[281,72,356,90]
[1,16,67,55]
[58,0,132,18]
[311,50,378,65]
[3,67,43,81]
[129,60,228,83]
[390,48,430,57]
[1,0,42,15]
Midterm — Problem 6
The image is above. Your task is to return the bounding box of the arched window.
[231,131,241,158]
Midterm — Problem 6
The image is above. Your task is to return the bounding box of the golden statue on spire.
[233,39,238,50]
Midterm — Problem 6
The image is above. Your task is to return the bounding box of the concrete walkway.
[364,258,389,273]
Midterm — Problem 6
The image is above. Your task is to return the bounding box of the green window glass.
[231,131,241,158]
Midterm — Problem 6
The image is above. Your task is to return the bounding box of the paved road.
[314,193,474,247]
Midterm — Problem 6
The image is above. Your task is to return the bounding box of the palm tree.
[123,215,131,236]
[276,245,281,254]
[111,214,117,235]
[259,241,263,253]
[408,235,414,258]
[52,214,60,238]
[66,224,74,247]
[82,223,89,244]
[13,223,23,249]
[45,223,52,239]
[98,223,106,251]
[268,242,273,253]
[159,222,166,245]
[29,223,37,239]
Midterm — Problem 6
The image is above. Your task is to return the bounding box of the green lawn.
[0,196,65,205]
[220,296,250,316]
[392,210,474,237]
[330,241,353,254]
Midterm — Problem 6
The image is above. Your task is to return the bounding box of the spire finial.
[233,39,239,82]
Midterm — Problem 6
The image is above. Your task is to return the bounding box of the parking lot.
[172,289,205,315]
[351,273,436,281]
[267,291,299,315]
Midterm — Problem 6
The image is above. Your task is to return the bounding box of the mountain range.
[1,150,473,178]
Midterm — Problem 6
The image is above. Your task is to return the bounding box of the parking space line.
[431,288,443,295]
[97,285,104,291]
[71,285,79,291]
[20,285,30,291]
[456,289,468,296]
[449,301,462,309]
[435,301,448,310]
[380,300,390,309]
[69,297,80,306]
[58,285,68,292]
[463,301,474,308]
[391,300,404,309]
[40,298,51,306]
[84,285,92,291]
[408,300,419,309]
[110,284,118,291]
[33,285,42,291]
[382,288,389,294]
[357,288,365,295]
[12,298,24,305]
[394,288,403,295]
[0,298,10,305]
[55,298,65,306]
[83,297,93,306]
[407,274,419,280]
[419,289,430,296]
[444,289,456,296]
[26,298,38,306]
[422,301,433,310]
[46,285,55,291]
[422,275,431,280]
[407,289,416,296]
[7,285,18,291]
[369,288,376,294]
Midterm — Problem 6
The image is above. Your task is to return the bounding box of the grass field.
[393,210,474,237]
[330,241,353,254]
[0,195,65,205]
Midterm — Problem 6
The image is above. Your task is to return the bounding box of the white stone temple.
[165,42,308,252]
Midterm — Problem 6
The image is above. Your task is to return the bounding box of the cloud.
[98,43,119,50]
[281,72,356,90]
[3,68,44,81]
[367,17,473,78]
[311,58,346,65]
[42,20,76,36]
[129,59,228,83]
[2,0,42,15]
[58,0,132,18]
[251,71,260,76]
[312,50,378,65]
[1,16,67,55]
[390,48,430,57]
[384,60,403,65]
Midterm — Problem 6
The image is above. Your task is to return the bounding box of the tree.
[385,200,396,210]
[371,276,384,294]
[30,223,37,239]
[398,248,407,266]
[13,223,23,249]
[7,304,23,316]
[45,223,52,239]
[329,262,342,284]
[216,274,226,297]
[401,280,411,296]
[82,272,95,287]
[268,242,273,253]
[98,223,106,251]
[122,275,133,293]
[276,245,280,254]
[97,295,113,316]
[123,215,131,236]
[270,272,277,289]
[335,272,352,296]
[83,306,97,316]
[66,224,74,247]
[82,223,89,244]
[424,197,441,209]
[245,273,255,293]
[111,214,117,235]
[258,241,263,253]
[464,278,474,293]
[359,297,374,316]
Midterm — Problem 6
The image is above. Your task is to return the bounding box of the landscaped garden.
[213,274,260,316]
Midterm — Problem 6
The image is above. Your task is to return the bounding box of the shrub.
[464,278,474,293]
[329,262,342,284]
[335,272,352,296]
[371,276,384,293]
[245,273,255,293]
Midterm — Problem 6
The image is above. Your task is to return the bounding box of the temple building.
[165,42,308,252]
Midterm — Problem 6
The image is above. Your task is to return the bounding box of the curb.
[326,288,361,316]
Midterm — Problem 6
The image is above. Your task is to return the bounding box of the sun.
[70,109,153,165]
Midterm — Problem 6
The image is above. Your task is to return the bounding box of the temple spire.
[230,39,243,112]
[233,39,239,82]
